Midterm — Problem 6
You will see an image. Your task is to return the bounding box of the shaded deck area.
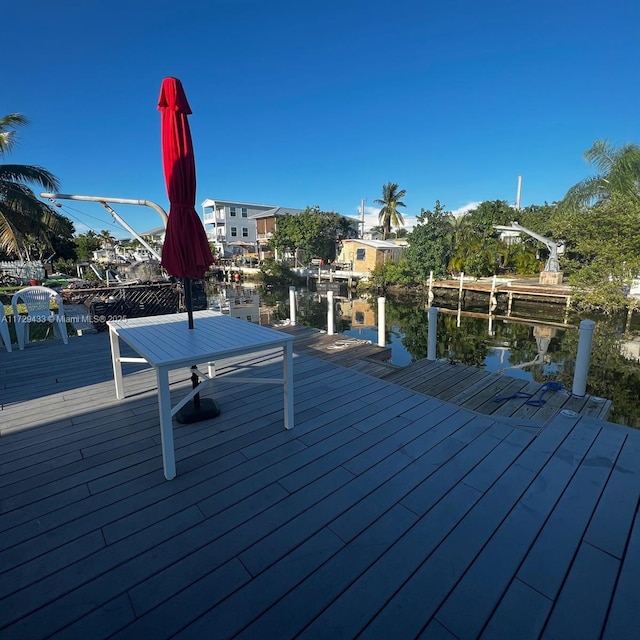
[1,332,639,639]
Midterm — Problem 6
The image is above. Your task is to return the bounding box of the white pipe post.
[377,297,386,347]
[427,306,437,360]
[458,272,464,302]
[572,320,596,397]
[289,286,296,325]
[327,290,334,335]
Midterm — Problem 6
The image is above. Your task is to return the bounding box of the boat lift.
[40,192,167,262]
[495,222,565,273]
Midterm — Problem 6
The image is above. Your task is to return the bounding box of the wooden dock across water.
[1,328,638,639]
[275,324,612,429]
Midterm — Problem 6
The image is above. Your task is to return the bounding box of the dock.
[274,324,611,429]
[1,330,638,639]
[428,276,573,310]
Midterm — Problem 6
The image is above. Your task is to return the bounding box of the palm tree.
[374,182,406,239]
[0,113,62,258]
[562,140,640,209]
[98,229,116,249]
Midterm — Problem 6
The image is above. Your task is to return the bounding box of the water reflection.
[209,283,640,429]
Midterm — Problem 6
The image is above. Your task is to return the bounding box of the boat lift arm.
[495,222,565,272]
[41,192,167,262]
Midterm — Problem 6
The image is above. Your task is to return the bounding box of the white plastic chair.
[0,304,12,352]
[11,286,68,350]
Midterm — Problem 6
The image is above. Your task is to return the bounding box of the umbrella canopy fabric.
[158,77,213,279]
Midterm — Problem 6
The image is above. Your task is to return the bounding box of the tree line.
[3,110,639,311]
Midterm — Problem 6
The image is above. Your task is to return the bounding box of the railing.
[0,261,45,283]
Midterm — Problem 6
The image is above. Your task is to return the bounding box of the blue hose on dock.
[494,381,564,406]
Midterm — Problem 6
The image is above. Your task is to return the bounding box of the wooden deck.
[1,331,639,639]
[275,325,612,430]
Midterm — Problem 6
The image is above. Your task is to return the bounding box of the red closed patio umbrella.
[158,76,214,330]
[158,77,218,422]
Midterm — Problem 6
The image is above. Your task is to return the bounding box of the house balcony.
[203,211,226,224]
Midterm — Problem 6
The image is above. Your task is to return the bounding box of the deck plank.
[0,332,637,639]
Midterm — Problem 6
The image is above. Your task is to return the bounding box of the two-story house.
[201,199,304,258]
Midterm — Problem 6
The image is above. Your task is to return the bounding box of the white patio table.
[107,310,294,480]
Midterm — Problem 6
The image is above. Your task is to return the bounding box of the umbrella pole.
[176,277,220,423]
[184,277,194,329]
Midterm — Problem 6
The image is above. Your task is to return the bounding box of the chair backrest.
[11,286,65,321]
[0,302,11,351]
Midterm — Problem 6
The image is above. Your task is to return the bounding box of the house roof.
[250,207,305,219]
[140,226,166,237]
[201,198,277,210]
[342,239,402,249]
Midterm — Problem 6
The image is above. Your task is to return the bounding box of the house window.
[242,227,249,237]
[230,206,237,217]
[355,311,365,325]
[241,207,248,218]
[231,227,237,237]
[356,248,366,261]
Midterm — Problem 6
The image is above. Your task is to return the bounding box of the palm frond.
[0,114,30,155]
[0,164,60,191]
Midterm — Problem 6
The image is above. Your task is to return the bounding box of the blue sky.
[6,0,639,237]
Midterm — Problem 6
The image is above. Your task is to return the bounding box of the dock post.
[377,297,385,347]
[289,286,296,326]
[490,275,497,311]
[427,306,437,360]
[458,272,464,304]
[572,320,596,397]
[428,271,434,306]
[327,290,334,335]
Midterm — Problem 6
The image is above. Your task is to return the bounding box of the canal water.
[210,284,640,429]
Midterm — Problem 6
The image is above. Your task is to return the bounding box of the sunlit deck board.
[1,333,639,639]
[274,325,613,426]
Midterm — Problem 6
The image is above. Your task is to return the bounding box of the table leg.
[109,327,125,399]
[156,367,176,480]
[283,341,294,430]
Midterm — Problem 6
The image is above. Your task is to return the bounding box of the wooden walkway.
[1,331,639,639]
[275,325,612,431]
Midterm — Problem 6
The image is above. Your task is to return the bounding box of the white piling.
[327,290,334,335]
[377,297,386,347]
[572,320,596,397]
[427,270,434,306]
[289,286,296,325]
[458,272,464,302]
[427,306,437,360]
[490,274,497,311]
